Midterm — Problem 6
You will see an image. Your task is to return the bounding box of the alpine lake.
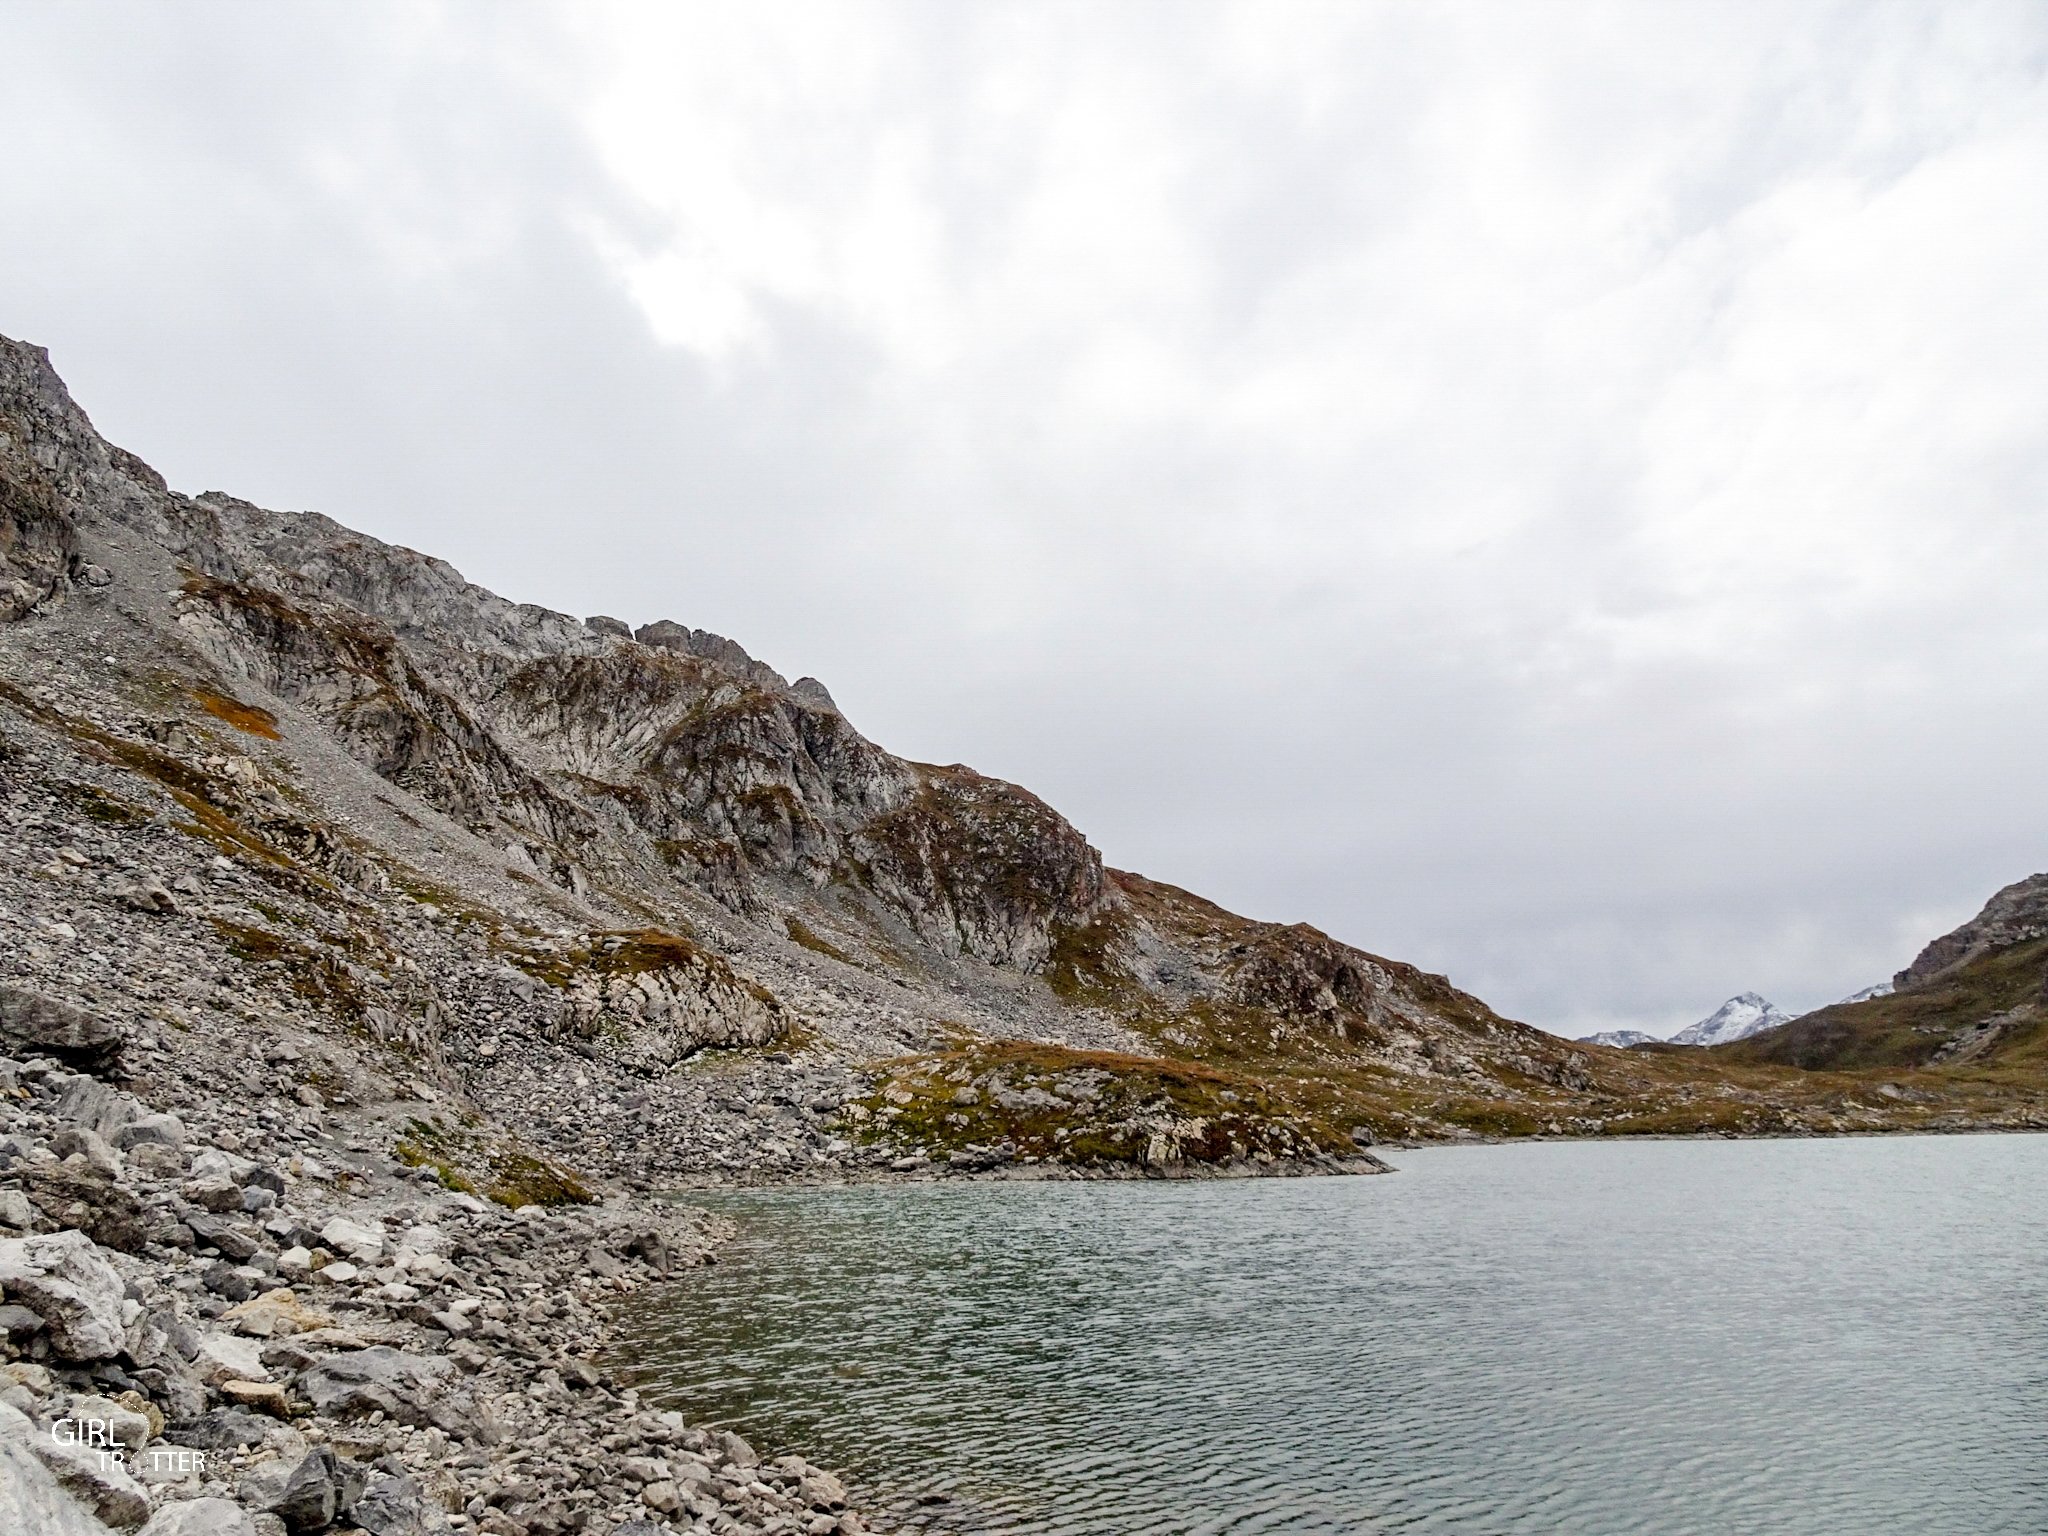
[614,1134,2048,1534]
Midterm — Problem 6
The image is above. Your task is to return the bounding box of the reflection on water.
[616,1136,2048,1534]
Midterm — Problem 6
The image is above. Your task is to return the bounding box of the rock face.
[1896,873,2048,990]
[1670,994,1791,1047]
[0,340,87,623]
[162,509,1106,973]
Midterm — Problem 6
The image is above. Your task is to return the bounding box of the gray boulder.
[0,985,123,1073]
[272,1446,367,1532]
[1,1399,150,1528]
[21,1159,150,1253]
[297,1347,452,1425]
[113,1115,186,1153]
[51,1124,125,1179]
[182,1214,260,1263]
[0,1188,31,1230]
[348,1471,434,1536]
[54,1077,144,1138]
[315,1216,384,1264]
[0,1229,127,1358]
[164,1409,271,1452]
[0,1301,43,1340]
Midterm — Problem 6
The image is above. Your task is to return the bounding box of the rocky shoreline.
[0,1018,1381,1536]
[0,1016,875,1536]
[658,1151,1391,1190]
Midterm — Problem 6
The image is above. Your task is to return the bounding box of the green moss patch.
[396,1117,594,1207]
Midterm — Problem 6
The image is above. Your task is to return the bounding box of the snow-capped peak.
[1670,992,1791,1047]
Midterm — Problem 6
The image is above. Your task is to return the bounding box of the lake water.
[616,1136,2048,1534]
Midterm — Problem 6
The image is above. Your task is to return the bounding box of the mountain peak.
[1670,993,1791,1047]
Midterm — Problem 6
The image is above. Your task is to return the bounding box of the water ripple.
[617,1136,2048,1534]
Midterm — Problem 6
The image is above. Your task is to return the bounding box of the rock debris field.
[0,1011,870,1536]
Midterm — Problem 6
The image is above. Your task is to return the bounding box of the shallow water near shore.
[617,1136,2048,1534]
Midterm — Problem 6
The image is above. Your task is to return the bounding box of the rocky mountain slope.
[1579,1030,1657,1049]
[0,331,1621,1177]
[1726,875,2048,1073]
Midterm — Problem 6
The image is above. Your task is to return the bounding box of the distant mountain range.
[1580,1029,1659,1049]
[1581,982,1897,1050]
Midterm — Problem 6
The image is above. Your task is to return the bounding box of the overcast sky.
[4,1,2045,1036]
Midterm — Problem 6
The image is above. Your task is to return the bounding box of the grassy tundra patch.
[854,1039,1360,1169]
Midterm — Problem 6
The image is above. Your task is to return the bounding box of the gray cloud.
[4,0,2045,1035]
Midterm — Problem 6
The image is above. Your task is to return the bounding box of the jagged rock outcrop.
[1896,873,2048,990]
[523,931,787,1073]
[0,357,1109,970]
[0,343,86,621]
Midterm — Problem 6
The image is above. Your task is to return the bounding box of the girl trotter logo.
[51,1415,207,1475]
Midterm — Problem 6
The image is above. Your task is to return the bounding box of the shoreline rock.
[0,1046,879,1536]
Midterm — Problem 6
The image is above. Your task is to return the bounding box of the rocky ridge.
[1726,879,2048,1073]
[1895,874,2048,991]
